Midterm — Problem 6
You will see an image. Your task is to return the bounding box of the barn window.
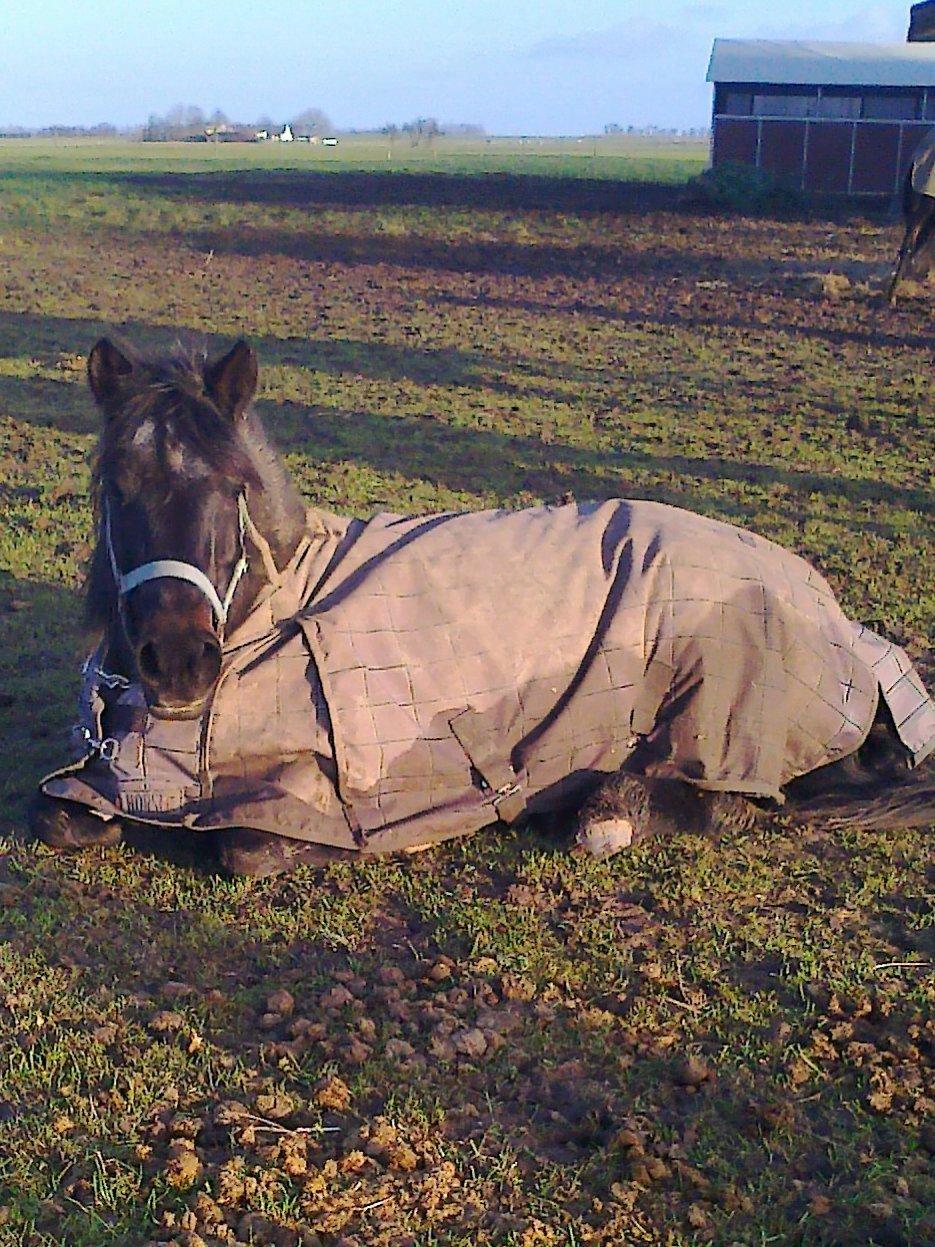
[723,91,753,115]
[752,92,815,118]
[816,94,861,119]
[861,92,921,120]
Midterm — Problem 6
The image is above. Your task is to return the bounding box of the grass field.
[0,134,709,180]
[0,139,932,1247]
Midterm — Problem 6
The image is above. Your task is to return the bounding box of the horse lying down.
[33,340,935,877]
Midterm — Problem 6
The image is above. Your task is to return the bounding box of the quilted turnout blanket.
[44,499,935,853]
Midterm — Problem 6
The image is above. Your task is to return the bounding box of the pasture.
[0,139,932,1247]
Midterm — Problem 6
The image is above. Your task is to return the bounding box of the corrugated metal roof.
[707,39,935,87]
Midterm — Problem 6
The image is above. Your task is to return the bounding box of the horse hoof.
[215,827,351,878]
[29,792,123,850]
[575,817,635,859]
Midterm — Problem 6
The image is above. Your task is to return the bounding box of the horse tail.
[784,763,934,832]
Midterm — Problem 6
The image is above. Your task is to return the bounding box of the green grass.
[0,140,932,1247]
[0,134,708,181]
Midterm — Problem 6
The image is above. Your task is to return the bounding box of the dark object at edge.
[908,1,935,42]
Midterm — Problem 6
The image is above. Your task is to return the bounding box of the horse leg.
[887,225,915,303]
[214,826,355,878]
[29,791,124,850]
[888,195,934,303]
[910,206,935,287]
[573,768,769,858]
[698,791,767,834]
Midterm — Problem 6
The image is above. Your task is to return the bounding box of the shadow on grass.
[0,361,927,531]
[179,225,735,282]
[0,309,529,395]
[0,577,86,831]
[431,288,935,354]
[266,398,935,521]
[0,165,692,215]
[102,166,900,227]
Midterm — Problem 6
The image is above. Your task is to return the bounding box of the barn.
[706,38,935,194]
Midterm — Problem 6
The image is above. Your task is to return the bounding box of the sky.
[0,2,917,135]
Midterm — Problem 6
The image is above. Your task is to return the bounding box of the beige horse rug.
[43,499,935,853]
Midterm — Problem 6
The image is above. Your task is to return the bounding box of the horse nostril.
[189,637,222,684]
[136,631,221,701]
[137,641,162,683]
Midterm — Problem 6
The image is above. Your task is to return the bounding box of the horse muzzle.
[135,626,223,715]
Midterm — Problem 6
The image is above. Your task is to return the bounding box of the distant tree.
[143,113,168,141]
[291,107,332,135]
[443,122,485,136]
[207,108,230,128]
[163,104,205,130]
[142,104,207,140]
[402,117,441,146]
[381,123,400,142]
[37,122,117,137]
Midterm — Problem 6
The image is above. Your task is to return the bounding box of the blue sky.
[0,2,915,134]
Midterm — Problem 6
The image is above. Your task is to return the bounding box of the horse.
[31,339,935,877]
[887,128,935,303]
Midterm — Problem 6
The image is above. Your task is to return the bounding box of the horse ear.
[204,340,257,420]
[88,338,134,407]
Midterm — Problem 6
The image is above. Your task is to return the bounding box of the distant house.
[322,136,339,147]
[278,124,295,143]
[707,38,935,193]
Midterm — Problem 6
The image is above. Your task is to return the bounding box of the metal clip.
[71,725,119,763]
[96,668,131,691]
[98,738,119,762]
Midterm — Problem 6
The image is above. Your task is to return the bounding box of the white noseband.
[103,493,259,631]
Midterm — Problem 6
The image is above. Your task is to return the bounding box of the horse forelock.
[93,351,261,500]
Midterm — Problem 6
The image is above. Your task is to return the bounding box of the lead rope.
[238,493,281,588]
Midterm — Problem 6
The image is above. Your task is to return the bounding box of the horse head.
[86,337,306,717]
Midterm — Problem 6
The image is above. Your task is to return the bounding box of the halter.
[103,491,278,636]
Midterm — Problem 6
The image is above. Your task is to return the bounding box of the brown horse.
[31,339,934,876]
[888,129,935,303]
